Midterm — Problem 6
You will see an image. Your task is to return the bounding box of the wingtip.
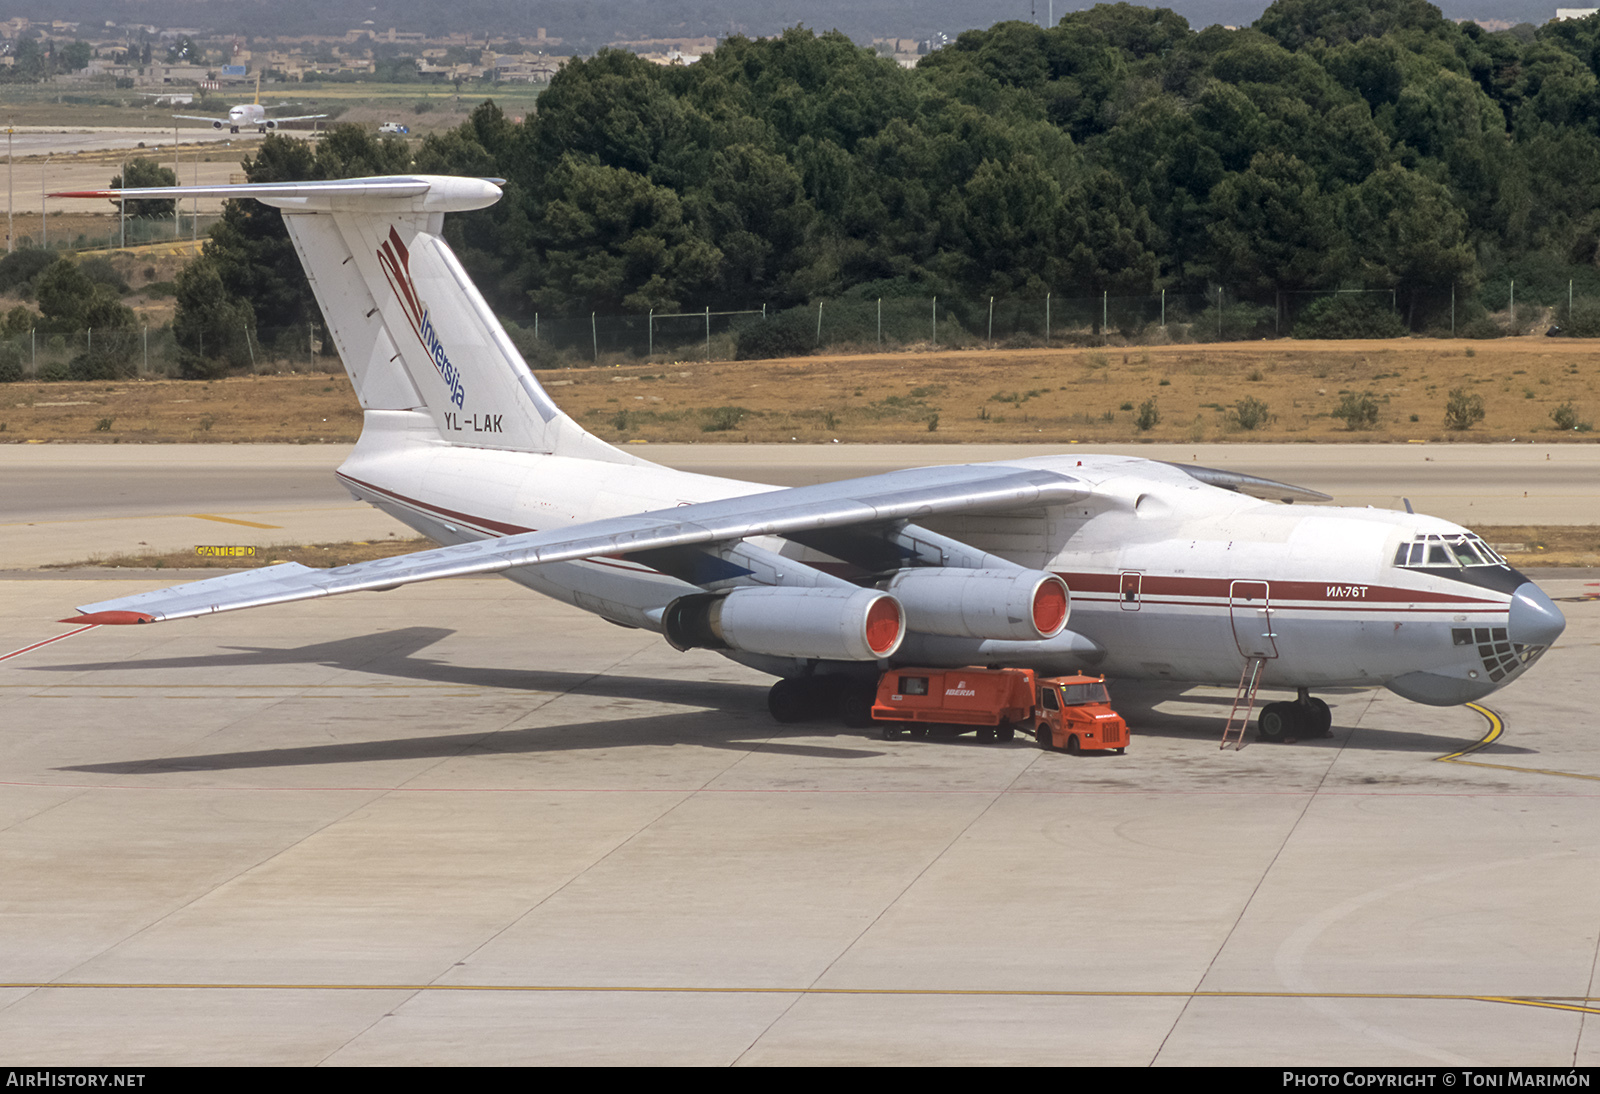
[62,611,155,625]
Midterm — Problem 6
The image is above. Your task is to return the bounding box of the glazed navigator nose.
[1508,583,1566,648]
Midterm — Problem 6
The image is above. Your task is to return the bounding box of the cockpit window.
[1394,533,1506,569]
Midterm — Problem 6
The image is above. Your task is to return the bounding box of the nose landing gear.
[1256,689,1333,743]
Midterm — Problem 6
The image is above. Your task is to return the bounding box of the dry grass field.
[4,336,1600,445]
[9,336,1598,567]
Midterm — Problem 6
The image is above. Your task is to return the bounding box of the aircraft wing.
[172,114,227,125]
[269,114,328,124]
[69,465,1087,625]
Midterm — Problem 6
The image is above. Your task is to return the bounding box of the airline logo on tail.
[376,226,466,409]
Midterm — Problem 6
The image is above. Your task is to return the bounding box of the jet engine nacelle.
[885,568,1069,641]
[211,120,224,129]
[265,119,277,129]
[664,586,904,661]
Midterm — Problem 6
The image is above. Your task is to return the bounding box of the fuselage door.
[1119,571,1143,611]
[1229,580,1278,659]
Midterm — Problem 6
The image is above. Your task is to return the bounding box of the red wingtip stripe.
[63,611,155,625]
[50,190,118,198]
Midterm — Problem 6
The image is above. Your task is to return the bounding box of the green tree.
[1207,151,1346,294]
[1255,0,1456,52]
[109,158,177,217]
[1342,164,1476,325]
[60,40,91,72]
[34,259,134,332]
[531,157,721,312]
[172,257,255,378]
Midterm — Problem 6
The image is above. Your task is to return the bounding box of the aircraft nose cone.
[1509,582,1565,648]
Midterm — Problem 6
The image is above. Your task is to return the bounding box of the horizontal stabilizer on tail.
[53,175,501,213]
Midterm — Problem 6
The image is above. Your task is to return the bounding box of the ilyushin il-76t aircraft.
[56,176,1567,743]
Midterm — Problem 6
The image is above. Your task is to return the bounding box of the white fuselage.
[225,104,266,131]
[334,412,1551,705]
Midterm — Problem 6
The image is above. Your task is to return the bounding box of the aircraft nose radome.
[1509,582,1566,648]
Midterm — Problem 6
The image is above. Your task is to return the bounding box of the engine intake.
[664,586,904,661]
[885,568,1069,640]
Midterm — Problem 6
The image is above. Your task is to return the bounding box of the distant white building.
[1556,8,1598,19]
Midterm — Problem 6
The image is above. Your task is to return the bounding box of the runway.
[1,444,1597,1065]
[3,128,268,219]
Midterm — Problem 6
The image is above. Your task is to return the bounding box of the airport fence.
[512,285,1499,365]
[0,323,323,382]
[0,278,1584,384]
[14,212,223,253]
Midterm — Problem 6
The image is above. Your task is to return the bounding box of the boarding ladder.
[1220,656,1268,750]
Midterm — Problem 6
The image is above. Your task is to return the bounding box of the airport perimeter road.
[8,129,259,218]
[2,442,1597,568]
[0,572,1595,1065]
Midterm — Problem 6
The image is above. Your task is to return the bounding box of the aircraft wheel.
[1066,735,1081,755]
[768,678,813,724]
[1258,703,1294,742]
[1307,698,1333,737]
[840,688,875,730]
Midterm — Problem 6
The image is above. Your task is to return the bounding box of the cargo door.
[1228,580,1278,659]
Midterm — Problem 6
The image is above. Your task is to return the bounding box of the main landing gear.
[1256,688,1333,743]
[768,676,876,728]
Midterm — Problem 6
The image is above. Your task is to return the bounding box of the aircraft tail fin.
[53,176,640,465]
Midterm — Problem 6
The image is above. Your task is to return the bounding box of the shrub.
[701,405,747,432]
[0,344,21,382]
[1332,392,1380,430]
[734,312,814,360]
[1293,294,1407,339]
[68,349,128,381]
[1551,402,1592,432]
[0,248,56,295]
[1231,396,1271,431]
[1196,302,1275,341]
[1134,397,1160,432]
[1444,387,1485,431]
[1457,315,1504,339]
[1566,299,1600,338]
[77,256,129,295]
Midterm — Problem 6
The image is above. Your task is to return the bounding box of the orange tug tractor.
[869,667,1128,754]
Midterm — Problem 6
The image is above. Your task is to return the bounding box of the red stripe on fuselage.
[338,471,532,537]
[1056,571,1502,607]
[335,471,657,575]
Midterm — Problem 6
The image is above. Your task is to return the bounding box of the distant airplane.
[174,74,325,134]
[47,175,1570,744]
